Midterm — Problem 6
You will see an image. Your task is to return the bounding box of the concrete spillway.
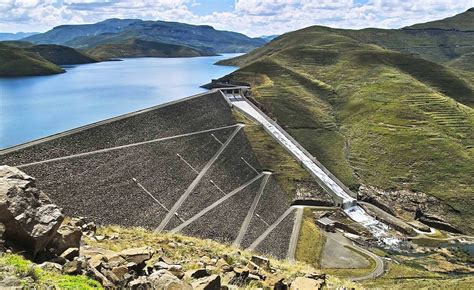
[227,94,399,246]
[231,99,357,208]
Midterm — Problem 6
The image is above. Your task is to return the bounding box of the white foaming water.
[345,205,401,247]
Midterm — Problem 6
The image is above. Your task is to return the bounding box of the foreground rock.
[0,165,64,256]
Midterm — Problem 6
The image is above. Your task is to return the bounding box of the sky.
[1,0,473,36]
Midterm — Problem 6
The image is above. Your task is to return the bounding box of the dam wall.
[0,90,297,259]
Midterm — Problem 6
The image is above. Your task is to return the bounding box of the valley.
[1,6,473,290]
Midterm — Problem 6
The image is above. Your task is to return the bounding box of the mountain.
[0,43,64,76]
[217,11,474,234]
[404,8,474,31]
[23,18,265,55]
[259,34,279,42]
[0,32,38,41]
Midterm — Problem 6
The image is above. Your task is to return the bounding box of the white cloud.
[0,0,473,36]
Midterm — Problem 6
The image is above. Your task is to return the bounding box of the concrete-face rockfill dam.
[0,91,301,259]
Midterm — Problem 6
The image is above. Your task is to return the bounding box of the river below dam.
[0,54,241,148]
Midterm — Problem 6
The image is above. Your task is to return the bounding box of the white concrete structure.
[229,97,357,209]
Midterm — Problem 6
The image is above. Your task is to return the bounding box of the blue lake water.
[0,54,240,149]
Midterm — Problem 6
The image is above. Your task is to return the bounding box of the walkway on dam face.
[228,97,356,208]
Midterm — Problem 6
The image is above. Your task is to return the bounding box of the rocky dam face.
[0,91,299,259]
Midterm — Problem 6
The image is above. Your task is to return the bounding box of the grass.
[0,43,64,76]
[295,208,326,267]
[0,253,102,289]
[362,262,474,289]
[220,24,474,234]
[86,38,212,58]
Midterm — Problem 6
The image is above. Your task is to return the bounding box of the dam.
[0,90,303,260]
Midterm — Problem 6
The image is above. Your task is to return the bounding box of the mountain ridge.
[24,18,266,54]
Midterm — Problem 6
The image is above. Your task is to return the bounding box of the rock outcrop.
[0,165,64,256]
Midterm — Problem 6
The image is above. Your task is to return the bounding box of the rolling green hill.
[85,38,214,58]
[404,8,474,31]
[447,53,474,72]
[0,43,64,76]
[218,13,474,234]
[25,44,99,65]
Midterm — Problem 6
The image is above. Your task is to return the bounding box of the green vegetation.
[0,253,101,289]
[219,13,474,234]
[0,43,64,76]
[0,42,100,76]
[295,209,326,267]
[86,39,213,58]
[404,8,474,31]
[362,263,474,289]
[26,44,99,64]
[447,53,474,72]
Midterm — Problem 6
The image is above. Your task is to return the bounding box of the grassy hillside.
[447,53,474,72]
[26,44,99,65]
[86,39,213,58]
[218,25,474,234]
[404,8,474,31]
[0,43,64,77]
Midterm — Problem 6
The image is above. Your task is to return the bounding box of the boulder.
[251,255,270,270]
[119,247,154,264]
[185,268,210,279]
[149,270,192,289]
[87,260,114,287]
[49,223,82,256]
[49,255,68,265]
[129,276,152,289]
[0,276,22,287]
[60,247,79,261]
[290,277,323,290]
[216,258,232,272]
[37,261,63,273]
[154,261,184,278]
[63,259,82,275]
[274,279,289,290]
[0,166,64,256]
[0,222,5,251]
[112,265,129,280]
[191,274,221,290]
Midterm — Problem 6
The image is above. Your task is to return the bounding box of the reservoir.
[0,54,240,149]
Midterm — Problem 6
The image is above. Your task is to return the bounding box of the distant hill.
[259,35,279,42]
[85,38,214,58]
[0,43,64,77]
[26,44,99,65]
[404,8,474,31]
[23,18,265,55]
[218,10,474,234]
[0,32,38,41]
[0,42,100,76]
